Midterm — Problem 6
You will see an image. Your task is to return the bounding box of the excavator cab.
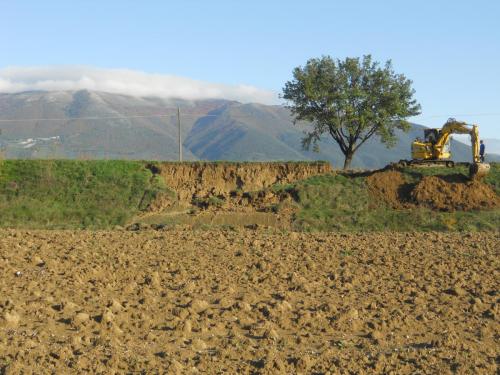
[424,129,439,144]
[411,128,452,161]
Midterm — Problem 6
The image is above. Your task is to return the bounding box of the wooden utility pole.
[177,106,182,162]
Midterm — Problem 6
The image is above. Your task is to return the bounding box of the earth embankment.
[0,160,498,230]
[155,161,332,202]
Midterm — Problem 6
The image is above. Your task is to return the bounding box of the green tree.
[282,55,421,169]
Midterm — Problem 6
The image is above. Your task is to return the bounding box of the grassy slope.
[0,160,498,231]
[291,163,500,232]
[0,160,165,229]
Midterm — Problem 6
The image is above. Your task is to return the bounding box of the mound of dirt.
[366,170,499,212]
[412,176,500,211]
[366,170,411,209]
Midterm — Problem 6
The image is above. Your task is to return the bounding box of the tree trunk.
[343,151,354,170]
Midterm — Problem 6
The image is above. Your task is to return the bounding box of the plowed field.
[1,229,498,374]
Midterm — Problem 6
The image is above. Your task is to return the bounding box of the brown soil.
[366,171,411,209]
[1,229,498,374]
[412,176,500,211]
[140,212,290,230]
[156,162,332,203]
[367,171,499,211]
[144,162,323,217]
[146,191,177,212]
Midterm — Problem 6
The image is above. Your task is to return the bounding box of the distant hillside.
[0,91,227,160]
[483,138,500,155]
[0,90,498,167]
[184,102,500,166]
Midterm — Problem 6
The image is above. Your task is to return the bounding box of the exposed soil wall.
[155,162,332,202]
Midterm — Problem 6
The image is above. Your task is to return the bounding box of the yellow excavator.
[399,118,490,179]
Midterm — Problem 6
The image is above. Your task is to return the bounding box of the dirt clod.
[3,311,21,326]
[73,312,90,326]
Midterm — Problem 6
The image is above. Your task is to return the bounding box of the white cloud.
[0,66,279,104]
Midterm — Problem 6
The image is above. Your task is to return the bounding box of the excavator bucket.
[469,163,490,180]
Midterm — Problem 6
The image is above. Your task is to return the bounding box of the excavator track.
[397,159,457,168]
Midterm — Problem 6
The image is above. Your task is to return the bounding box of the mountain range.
[0,90,498,168]
[483,138,500,155]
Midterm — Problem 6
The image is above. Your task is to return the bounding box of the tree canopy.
[282,55,421,169]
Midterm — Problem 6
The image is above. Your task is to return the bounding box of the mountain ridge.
[0,90,498,167]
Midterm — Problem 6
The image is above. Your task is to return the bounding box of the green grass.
[289,166,500,232]
[484,163,500,194]
[193,195,225,208]
[399,163,500,193]
[270,183,296,194]
[399,165,469,183]
[0,160,498,231]
[0,160,167,229]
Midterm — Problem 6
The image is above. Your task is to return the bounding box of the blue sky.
[1,0,499,138]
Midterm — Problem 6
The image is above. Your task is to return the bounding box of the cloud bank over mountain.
[0,66,279,104]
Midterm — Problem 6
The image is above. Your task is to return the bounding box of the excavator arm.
[437,119,481,163]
